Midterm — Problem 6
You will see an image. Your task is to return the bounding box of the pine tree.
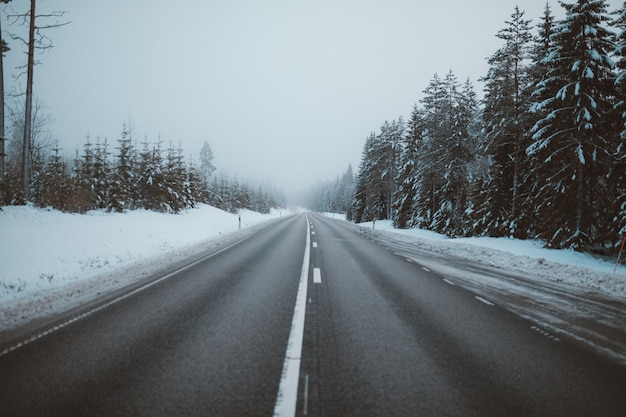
[163,142,187,213]
[480,6,534,237]
[393,105,423,229]
[137,139,167,211]
[108,125,136,212]
[612,2,626,240]
[199,140,216,184]
[412,71,477,236]
[73,136,97,211]
[524,2,559,238]
[528,0,616,250]
[92,138,111,209]
[40,145,72,210]
[350,132,377,223]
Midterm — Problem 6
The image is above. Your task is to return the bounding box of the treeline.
[305,164,356,213]
[349,1,626,253]
[2,127,282,214]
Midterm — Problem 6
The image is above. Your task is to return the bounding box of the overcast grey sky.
[3,0,622,199]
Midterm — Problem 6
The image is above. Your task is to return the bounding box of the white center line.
[273,216,311,417]
[475,296,495,306]
[313,268,322,284]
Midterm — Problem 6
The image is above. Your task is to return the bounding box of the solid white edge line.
[273,216,311,417]
[313,268,322,284]
[0,236,248,359]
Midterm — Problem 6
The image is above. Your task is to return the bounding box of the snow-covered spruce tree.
[336,164,356,214]
[71,137,96,212]
[612,1,626,239]
[136,139,168,212]
[524,2,558,237]
[217,174,233,213]
[411,74,446,229]
[108,125,136,212]
[186,158,208,205]
[353,119,404,222]
[199,140,216,185]
[393,105,423,229]
[375,118,404,220]
[163,142,188,213]
[39,145,72,210]
[92,138,111,210]
[71,136,111,212]
[350,132,377,223]
[528,0,616,251]
[413,71,478,236]
[29,144,46,206]
[480,6,534,238]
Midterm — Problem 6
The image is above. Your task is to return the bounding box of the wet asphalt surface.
[1,213,626,416]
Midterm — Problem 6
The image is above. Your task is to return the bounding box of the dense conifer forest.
[345,1,626,253]
[1,124,283,214]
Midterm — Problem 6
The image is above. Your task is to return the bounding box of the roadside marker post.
[614,235,626,274]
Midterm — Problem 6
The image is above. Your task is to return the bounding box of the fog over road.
[1,213,625,416]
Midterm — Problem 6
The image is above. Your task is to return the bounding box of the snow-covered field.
[339,216,626,298]
[1,204,289,331]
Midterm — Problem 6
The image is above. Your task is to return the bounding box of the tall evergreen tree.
[612,1,626,238]
[108,125,136,212]
[528,0,616,250]
[413,71,478,236]
[480,6,534,237]
[350,132,377,223]
[199,140,216,185]
[393,105,423,229]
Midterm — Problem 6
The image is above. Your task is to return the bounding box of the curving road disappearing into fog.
[1,213,626,416]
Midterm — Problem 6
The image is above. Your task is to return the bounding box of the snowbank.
[0,204,287,330]
[343,217,626,298]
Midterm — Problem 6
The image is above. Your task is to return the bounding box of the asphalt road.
[1,212,626,416]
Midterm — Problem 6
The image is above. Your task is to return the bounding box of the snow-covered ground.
[335,216,626,298]
[1,204,290,331]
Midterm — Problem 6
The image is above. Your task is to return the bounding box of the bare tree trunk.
[22,0,35,202]
[0,8,5,203]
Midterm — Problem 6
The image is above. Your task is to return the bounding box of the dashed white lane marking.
[311,231,315,235]
[273,216,311,417]
[303,374,310,416]
[312,242,318,248]
[443,278,456,286]
[475,296,495,306]
[313,268,322,284]
[422,267,431,272]
[405,258,414,263]
[531,325,561,342]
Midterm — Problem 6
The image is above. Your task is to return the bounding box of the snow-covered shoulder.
[0,204,287,331]
[332,217,626,298]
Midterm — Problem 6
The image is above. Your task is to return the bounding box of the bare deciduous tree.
[6,0,68,202]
